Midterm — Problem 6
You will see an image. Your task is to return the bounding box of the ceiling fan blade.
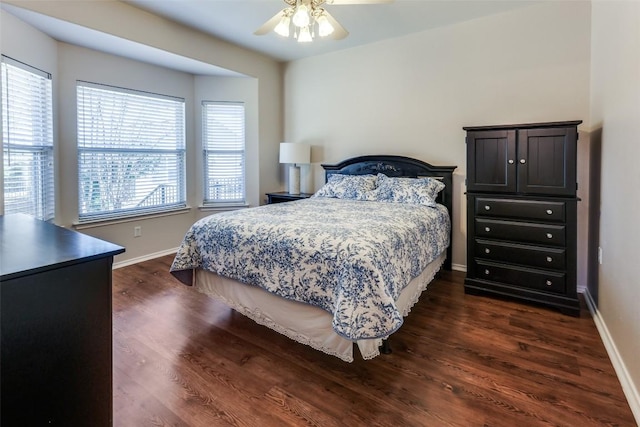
[254,10,287,35]
[325,0,394,5]
[322,10,349,40]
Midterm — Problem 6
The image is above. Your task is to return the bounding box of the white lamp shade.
[279,143,310,164]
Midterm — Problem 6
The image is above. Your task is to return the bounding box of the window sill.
[73,206,192,230]
[198,203,250,213]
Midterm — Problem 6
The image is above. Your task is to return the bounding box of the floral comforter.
[170,197,450,340]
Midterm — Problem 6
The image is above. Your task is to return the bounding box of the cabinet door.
[517,127,577,196]
[466,130,516,193]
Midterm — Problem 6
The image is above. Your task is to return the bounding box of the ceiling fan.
[255,0,394,43]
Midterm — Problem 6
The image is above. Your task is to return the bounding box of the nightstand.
[266,191,313,204]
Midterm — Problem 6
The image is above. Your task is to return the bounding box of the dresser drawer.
[474,260,566,294]
[475,218,565,246]
[475,239,566,270]
[475,198,565,222]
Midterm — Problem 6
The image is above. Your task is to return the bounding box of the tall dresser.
[1,214,125,425]
[463,120,582,316]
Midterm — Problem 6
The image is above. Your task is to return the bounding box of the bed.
[170,155,457,362]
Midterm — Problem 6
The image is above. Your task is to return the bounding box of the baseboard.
[451,263,467,272]
[584,288,640,425]
[113,248,178,269]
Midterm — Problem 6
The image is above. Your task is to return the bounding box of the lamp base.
[288,164,301,195]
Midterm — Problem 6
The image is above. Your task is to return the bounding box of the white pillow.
[374,174,444,206]
[312,174,377,201]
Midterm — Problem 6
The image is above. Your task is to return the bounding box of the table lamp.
[279,142,310,195]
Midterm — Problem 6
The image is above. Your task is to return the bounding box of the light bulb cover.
[317,15,334,37]
[292,4,310,27]
[274,15,291,37]
[297,25,313,42]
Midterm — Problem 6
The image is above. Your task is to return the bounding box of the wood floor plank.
[112,257,637,426]
[113,364,189,427]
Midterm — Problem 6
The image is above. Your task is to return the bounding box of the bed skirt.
[193,251,446,362]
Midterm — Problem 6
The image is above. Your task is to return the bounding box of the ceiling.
[3,0,540,74]
[125,0,539,62]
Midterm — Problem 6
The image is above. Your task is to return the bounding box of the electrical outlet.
[598,246,603,264]
[134,226,142,237]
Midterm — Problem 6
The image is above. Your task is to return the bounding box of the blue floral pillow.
[374,174,445,206]
[312,174,377,201]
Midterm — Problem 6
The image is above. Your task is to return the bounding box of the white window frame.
[76,81,186,222]
[1,55,55,221]
[202,101,246,206]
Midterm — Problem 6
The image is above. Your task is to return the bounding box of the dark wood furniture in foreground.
[464,121,582,316]
[111,255,634,426]
[265,191,313,204]
[0,214,125,426]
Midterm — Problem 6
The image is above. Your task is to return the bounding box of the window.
[202,101,246,205]
[77,81,186,222]
[1,56,54,221]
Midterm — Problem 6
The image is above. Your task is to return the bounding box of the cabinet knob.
[546,209,553,215]
[546,233,553,239]
[546,256,553,262]
[485,269,490,275]
[520,159,526,164]
[485,227,491,232]
[546,280,553,286]
[485,248,491,254]
[508,159,515,164]
[484,205,491,211]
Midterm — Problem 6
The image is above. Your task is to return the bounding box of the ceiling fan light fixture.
[274,15,291,37]
[297,25,313,42]
[292,4,310,27]
[256,0,364,43]
[316,15,334,37]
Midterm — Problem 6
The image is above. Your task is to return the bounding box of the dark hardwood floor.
[112,255,636,426]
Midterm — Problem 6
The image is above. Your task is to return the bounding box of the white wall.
[0,9,57,72]
[284,1,591,270]
[590,1,640,420]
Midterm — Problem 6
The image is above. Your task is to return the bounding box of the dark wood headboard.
[321,155,457,270]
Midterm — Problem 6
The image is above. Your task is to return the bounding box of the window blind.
[202,101,246,204]
[77,81,186,221]
[1,56,54,221]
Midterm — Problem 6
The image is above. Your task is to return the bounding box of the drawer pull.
[546,280,553,286]
[546,256,553,262]
[508,159,515,164]
[546,209,553,215]
[485,248,491,254]
[484,269,490,275]
[546,233,553,239]
[485,227,491,232]
[484,205,491,211]
[520,159,526,164]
